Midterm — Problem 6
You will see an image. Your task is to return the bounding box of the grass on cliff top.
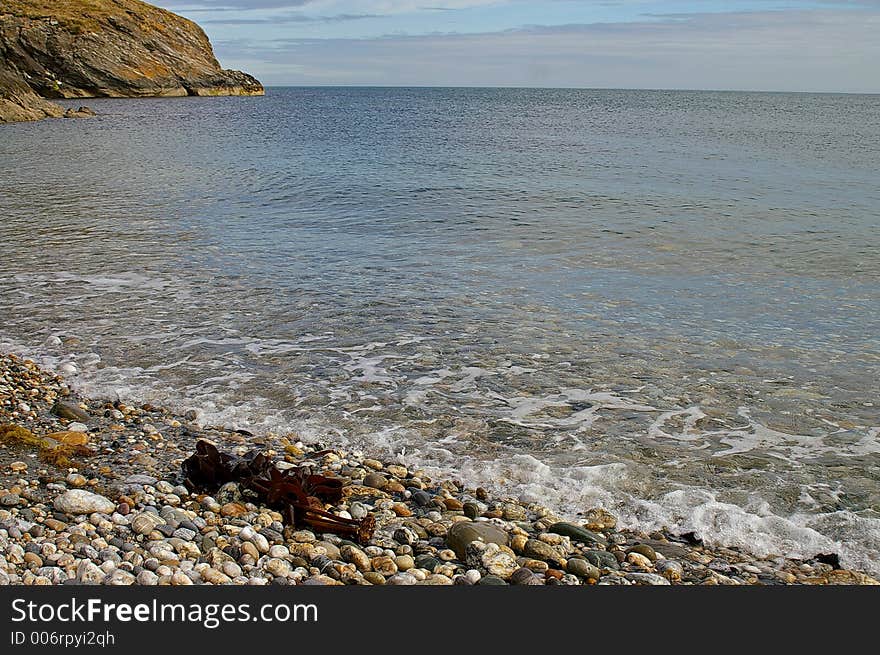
[1,0,179,33]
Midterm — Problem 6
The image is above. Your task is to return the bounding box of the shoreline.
[1,352,877,586]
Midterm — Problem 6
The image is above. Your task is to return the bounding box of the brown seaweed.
[1,423,95,469]
[182,440,375,543]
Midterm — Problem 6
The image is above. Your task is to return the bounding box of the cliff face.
[0,0,264,123]
[0,65,63,121]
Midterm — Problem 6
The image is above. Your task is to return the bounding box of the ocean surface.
[1,87,878,574]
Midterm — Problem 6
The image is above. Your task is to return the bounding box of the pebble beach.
[1,352,877,587]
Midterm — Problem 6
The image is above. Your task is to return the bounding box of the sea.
[1,87,878,574]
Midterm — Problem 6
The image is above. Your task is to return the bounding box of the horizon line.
[254,84,880,96]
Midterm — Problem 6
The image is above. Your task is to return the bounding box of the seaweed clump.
[0,423,94,469]
[182,440,375,543]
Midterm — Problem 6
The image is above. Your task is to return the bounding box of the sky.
[153,1,880,92]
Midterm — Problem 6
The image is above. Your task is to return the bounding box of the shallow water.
[1,88,878,573]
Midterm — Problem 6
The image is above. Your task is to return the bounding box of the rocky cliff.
[0,65,62,121]
[0,0,264,123]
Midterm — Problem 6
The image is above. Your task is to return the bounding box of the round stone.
[627,544,658,562]
[523,539,564,565]
[265,558,291,578]
[136,570,159,585]
[547,522,606,546]
[566,558,601,581]
[626,552,653,569]
[0,494,20,507]
[131,512,166,536]
[371,556,398,576]
[656,560,683,582]
[171,571,194,586]
[54,490,116,515]
[583,550,620,570]
[477,575,508,585]
[363,473,387,490]
[364,572,388,585]
[394,555,415,571]
[446,521,509,560]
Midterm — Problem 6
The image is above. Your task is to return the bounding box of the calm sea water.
[1,88,878,573]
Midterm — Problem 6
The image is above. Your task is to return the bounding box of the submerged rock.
[548,522,607,546]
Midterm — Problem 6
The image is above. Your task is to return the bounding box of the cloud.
[199,12,379,24]
[212,8,880,92]
[163,1,313,8]
[160,0,502,10]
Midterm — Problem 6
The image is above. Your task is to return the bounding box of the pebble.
[626,552,654,569]
[656,560,684,582]
[222,561,243,578]
[371,556,398,576]
[411,490,432,506]
[76,560,105,584]
[627,544,658,562]
[477,575,508,585]
[265,558,291,578]
[171,571,193,586]
[105,570,136,585]
[471,542,518,580]
[131,512,166,536]
[523,539,564,565]
[548,522,606,546]
[583,550,620,570]
[363,473,387,490]
[566,558,601,581]
[202,568,231,585]
[625,573,671,586]
[394,555,415,571]
[0,493,20,507]
[341,545,371,572]
[446,521,509,560]
[54,490,116,515]
[136,570,159,585]
[51,400,89,422]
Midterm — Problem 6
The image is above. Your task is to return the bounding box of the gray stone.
[463,502,481,519]
[477,575,508,585]
[548,522,607,546]
[52,401,90,422]
[124,474,158,486]
[523,539,563,564]
[363,473,387,490]
[411,490,432,506]
[567,558,601,580]
[446,521,509,560]
[627,544,658,562]
[385,573,417,585]
[0,494,20,507]
[393,526,419,546]
[583,550,619,570]
[510,567,541,585]
[76,560,105,584]
[130,512,166,536]
[136,570,159,585]
[216,482,241,504]
[172,528,197,541]
[625,572,671,585]
[54,490,116,515]
[104,570,136,585]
